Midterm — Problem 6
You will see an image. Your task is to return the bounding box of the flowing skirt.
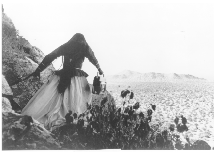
[21,74,92,130]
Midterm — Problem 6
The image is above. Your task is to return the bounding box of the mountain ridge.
[106,70,206,83]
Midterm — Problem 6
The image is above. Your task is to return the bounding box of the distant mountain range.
[106,70,206,83]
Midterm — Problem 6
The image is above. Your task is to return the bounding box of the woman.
[21,33,103,130]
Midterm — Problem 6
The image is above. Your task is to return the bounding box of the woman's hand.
[98,68,104,75]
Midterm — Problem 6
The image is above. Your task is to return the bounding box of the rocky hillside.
[2,7,117,150]
[107,70,206,83]
[2,8,55,108]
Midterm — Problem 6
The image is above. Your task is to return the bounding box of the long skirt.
[21,74,92,130]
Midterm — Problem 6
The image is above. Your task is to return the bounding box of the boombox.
[92,73,106,94]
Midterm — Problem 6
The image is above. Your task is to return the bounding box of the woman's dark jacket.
[37,40,99,93]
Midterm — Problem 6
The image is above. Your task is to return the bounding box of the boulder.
[91,90,116,111]
[191,140,211,150]
[2,97,14,113]
[29,46,45,64]
[2,75,13,95]
[2,112,61,150]
[2,75,21,112]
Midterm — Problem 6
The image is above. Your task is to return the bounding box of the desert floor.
[107,81,214,147]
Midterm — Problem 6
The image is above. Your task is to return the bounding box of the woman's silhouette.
[22,33,103,130]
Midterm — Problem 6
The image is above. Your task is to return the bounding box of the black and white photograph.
[1,0,214,150]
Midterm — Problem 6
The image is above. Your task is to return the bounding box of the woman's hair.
[68,33,87,45]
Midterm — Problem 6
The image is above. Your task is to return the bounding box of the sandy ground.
[107,81,214,147]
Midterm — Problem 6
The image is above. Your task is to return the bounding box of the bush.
[52,102,175,150]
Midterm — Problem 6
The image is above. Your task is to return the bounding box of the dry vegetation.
[107,81,214,148]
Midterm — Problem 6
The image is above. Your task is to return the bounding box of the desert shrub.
[52,102,176,150]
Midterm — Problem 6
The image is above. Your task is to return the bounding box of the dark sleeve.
[85,45,100,69]
[35,43,68,72]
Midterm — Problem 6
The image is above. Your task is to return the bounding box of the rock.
[2,112,61,150]
[30,46,45,64]
[2,75,22,112]
[2,97,14,113]
[191,140,211,150]
[92,90,116,111]
[2,75,13,95]
[2,11,55,108]
[2,75,20,112]
[2,95,22,112]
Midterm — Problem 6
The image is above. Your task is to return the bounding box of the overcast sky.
[3,1,214,82]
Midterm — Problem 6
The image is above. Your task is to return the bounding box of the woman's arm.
[34,43,68,74]
[85,45,103,75]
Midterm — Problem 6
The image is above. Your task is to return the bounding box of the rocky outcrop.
[2,90,117,150]
[2,112,61,150]
[2,98,14,113]
[92,90,116,112]
[2,10,55,108]
[2,75,20,112]
[2,75,13,95]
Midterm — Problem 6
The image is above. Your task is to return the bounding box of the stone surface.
[2,112,61,150]
[2,97,14,113]
[92,90,116,111]
[2,11,55,108]
[2,75,13,95]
